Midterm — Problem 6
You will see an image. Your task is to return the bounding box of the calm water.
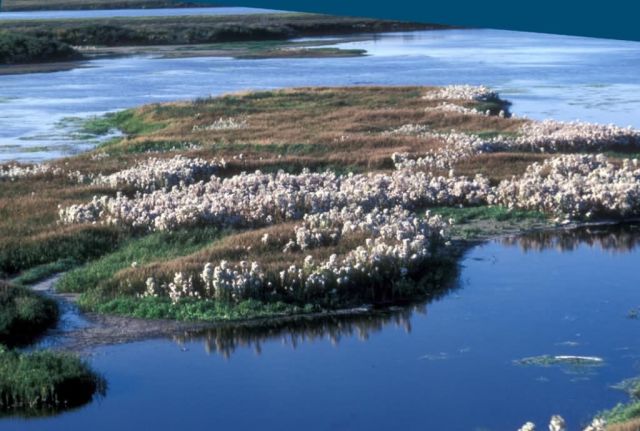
[0,7,283,21]
[3,225,640,430]
[2,28,640,161]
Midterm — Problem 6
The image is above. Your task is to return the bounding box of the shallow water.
[3,225,640,430]
[2,27,640,161]
[0,7,283,21]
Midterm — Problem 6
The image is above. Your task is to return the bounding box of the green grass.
[429,205,545,224]
[0,226,123,276]
[0,282,58,347]
[12,258,77,287]
[56,227,227,294]
[600,401,640,424]
[81,110,165,136]
[89,296,317,321]
[0,347,104,415]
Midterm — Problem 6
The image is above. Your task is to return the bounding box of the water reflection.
[502,223,640,253]
[172,305,425,359]
[167,224,640,360]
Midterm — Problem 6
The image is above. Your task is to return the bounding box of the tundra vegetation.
[0,13,438,66]
[2,85,640,423]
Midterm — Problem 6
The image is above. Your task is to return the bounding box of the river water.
[3,225,640,430]
[1,27,640,161]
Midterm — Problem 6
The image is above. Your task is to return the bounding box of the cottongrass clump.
[390,130,499,169]
[147,205,449,304]
[92,155,226,192]
[422,85,499,101]
[512,120,640,153]
[492,154,640,218]
[517,415,606,431]
[192,117,247,132]
[424,102,489,116]
[59,167,491,231]
[0,163,63,181]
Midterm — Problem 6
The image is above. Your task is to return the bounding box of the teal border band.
[196,1,640,42]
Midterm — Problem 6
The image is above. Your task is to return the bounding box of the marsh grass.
[429,205,545,224]
[56,226,228,294]
[0,347,105,416]
[81,110,166,136]
[12,258,78,287]
[0,282,58,347]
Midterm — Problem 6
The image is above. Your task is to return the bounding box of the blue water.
[2,28,640,161]
[3,225,640,430]
[0,7,283,21]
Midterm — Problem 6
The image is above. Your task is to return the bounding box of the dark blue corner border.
[195,0,640,42]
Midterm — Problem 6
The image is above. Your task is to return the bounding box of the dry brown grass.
[609,419,640,431]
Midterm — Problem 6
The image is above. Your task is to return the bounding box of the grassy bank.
[0,347,104,416]
[0,281,57,347]
[2,13,441,48]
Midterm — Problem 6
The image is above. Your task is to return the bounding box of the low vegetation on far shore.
[0,13,438,66]
[0,31,80,65]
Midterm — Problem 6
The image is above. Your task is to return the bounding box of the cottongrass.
[517,415,606,431]
[192,117,247,132]
[0,163,63,181]
[147,205,449,304]
[422,85,499,101]
[491,154,640,218]
[92,155,226,191]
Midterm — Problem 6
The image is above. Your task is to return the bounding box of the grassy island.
[2,85,639,327]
